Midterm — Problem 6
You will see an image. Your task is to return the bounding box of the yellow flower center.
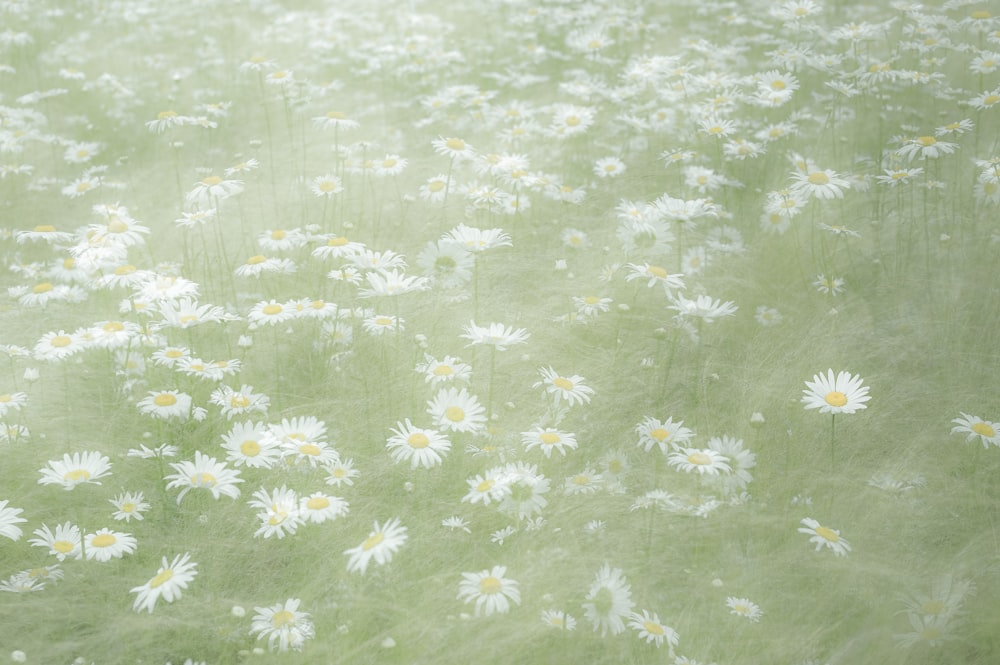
[53,540,75,553]
[240,440,261,456]
[318,180,339,192]
[771,80,786,90]
[374,316,393,326]
[382,158,397,168]
[51,335,72,348]
[149,569,174,588]
[971,10,990,19]
[428,180,446,192]
[307,496,330,510]
[649,428,670,441]
[972,422,995,438]
[917,136,936,146]
[154,393,178,407]
[299,443,321,456]
[231,395,251,408]
[114,264,136,275]
[201,176,222,186]
[814,526,839,542]
[326,111,346,119]
[808,172,830,185]
[34,224,56,232]
[262,304,283,315]
[247,255,267,265]
[432,365,453,376]
[647,265,667,279]
[687,452,711,465]
[824,391,848,407]
[328,236,348,246]
[103,322,124,332]
[407,433,430,449]
[32,282,53,293]
[540,432,561,445]
[572,475,590,485]
[553,377,574,391]
[91,533,116,548]
[480,576,502,594]
[121,503,135,513]
[64,469,91,482]
[644,621,665,636]
[476,479,494,492]
[362,532,385,550]
[921,600,945,615]
[271,610,295,627]
[445,138,465,151]
[983,94,1000,106]
[191,472,216,487]
[157,110,177,119]
[445,406,465,422]
[565,115,580,127]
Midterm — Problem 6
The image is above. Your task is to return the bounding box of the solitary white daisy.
[427,387,487,434]
[950,412,999,448]
[38,451,112,490]
[667,447,732,475]
[458,566,521,617]
[85,528,137,562]
[582,564,635,637]
[250,598,315,652]
[534,366,594,407]
[344,517,408,574]
[726,597,763,622]
[628,610,679,648]
[798,517,851,556]
[386,419,451,469]
[130,553,198,613]
[802,369,870,415]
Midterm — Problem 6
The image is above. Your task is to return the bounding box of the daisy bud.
[23,367,39,383]
[750,412,765,428]
[231,605,246,618]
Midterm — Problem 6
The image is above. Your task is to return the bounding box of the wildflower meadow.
[2,0,1000,663]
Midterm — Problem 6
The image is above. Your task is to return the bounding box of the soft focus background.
[1,0,999,663]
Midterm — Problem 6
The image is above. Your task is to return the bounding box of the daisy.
[427,387,487,434]
[798,517,851,556]
[582,564,635,637]
[521,427,578,457]
[441,224,512,252]
[250,599,315,652]
[432,136,476,161]
[415,354,472,385]
[0,500,26,541]
[628,610,679,648]
[894,613,956,648]
[362,314,402,336]
[593,156,626,178]
[311,235,367,260]
[85,528,137,562]
[462,470,512,506]
[299,492,349,524]
[324,458,359,487]
[309,174,343,198]
[210,384,271,420]
[789,168,850,200]
[667,448,732,475]
[801,370,871,415]
[417,240,475,287]
[726,597,763,622]
[635,416,694,453]
[344,517,408,574]
[950,412,999,448]
[457,566,521,616]
[669,294,738,322]
[813,274,846,296]
[541,610,577,630]
[0,392,27,418]
[895,135,958,161]
[533,367,594,407]
[38,451,112,490]
[29,522,81,561]
[136,390,197,421]
[221,421,281,468]
[186,175,244,206]
[624,263,686,294]
[386,419,451,469]
[564,468,603,495]
[312,111,360,131]
[131,552,198,613]
[110,491,150,522]
[496,462,550,519]
[460,321,531,350]
[248,486,305,539]
[164,451,243,504]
